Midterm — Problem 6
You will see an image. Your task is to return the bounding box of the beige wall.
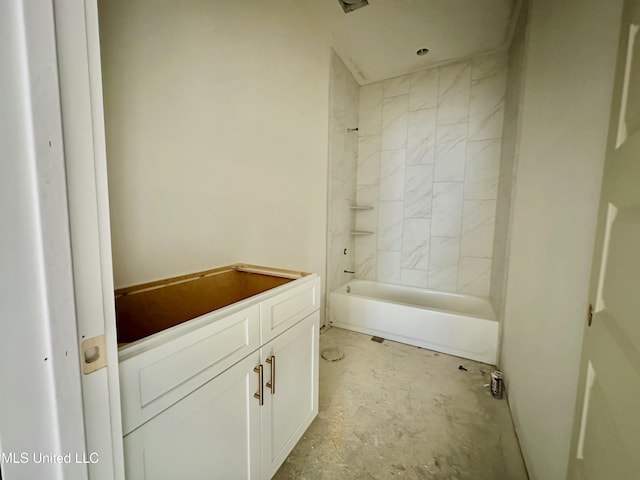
[500,1,623,479]
[99,0,330,290]
[491,2,527,325]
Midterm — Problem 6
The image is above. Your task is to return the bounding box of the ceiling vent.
[338,0,369,14]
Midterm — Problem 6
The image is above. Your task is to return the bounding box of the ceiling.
[308,0,518,85]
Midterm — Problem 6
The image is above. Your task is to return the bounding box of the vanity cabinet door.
[123,351,262,480]
[261,311,319,479]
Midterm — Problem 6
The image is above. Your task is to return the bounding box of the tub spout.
[344,270,354,274]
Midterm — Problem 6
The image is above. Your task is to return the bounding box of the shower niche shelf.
[350,205,374,236]
[350,205,374,210]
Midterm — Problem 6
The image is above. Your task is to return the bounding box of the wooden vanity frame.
[115,264,309,344]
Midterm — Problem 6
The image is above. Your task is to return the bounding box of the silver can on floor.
[490,370,504,399]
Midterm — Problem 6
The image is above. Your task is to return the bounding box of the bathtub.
[329,280,498,364]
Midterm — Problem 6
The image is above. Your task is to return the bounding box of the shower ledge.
[350,205,374,210]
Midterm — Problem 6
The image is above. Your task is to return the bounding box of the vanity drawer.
[119,304,260,434]
[260,276,320,344]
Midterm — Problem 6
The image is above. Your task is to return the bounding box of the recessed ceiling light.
[416,48,430,56]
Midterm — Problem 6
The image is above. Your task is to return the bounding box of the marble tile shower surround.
[326,52,359,316]
[354,53,507,296]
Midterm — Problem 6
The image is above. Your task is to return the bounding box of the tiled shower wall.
[326,51,359,309]
[354,53,507,295]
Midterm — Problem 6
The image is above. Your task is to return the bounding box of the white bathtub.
[329,280,498,364]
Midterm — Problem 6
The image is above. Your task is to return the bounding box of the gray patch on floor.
[321,347,344,362]
[274,327,528,480]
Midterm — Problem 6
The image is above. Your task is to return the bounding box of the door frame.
[53,0,125,478]
[1,1,89,479]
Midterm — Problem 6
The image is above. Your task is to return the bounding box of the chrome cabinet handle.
[266,356,276,395]
[254,364,264,405]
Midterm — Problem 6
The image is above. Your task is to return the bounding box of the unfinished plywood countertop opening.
[115,264,308,344]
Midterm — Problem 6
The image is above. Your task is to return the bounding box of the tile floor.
[274,327,528,480]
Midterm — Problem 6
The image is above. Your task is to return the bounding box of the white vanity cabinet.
[123,351,263,480]
[261,311,319,479]
[118,266,320,480]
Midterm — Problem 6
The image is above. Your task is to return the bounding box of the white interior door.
[568,1,640,478]
[53,1,124,479]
